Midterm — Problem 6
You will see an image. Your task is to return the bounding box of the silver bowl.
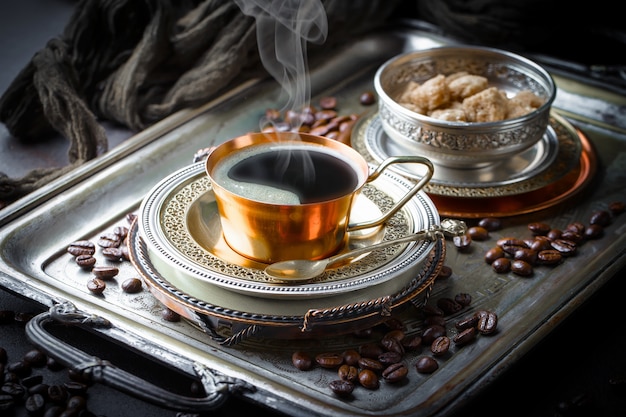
[374,46,556,168]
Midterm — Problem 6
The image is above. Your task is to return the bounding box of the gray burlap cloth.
[0,0,403,204]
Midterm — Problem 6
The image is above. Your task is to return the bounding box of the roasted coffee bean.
[381,336,405,355]
[66,394,87,411]
[342,349,361,366]
[1,381,26,397]
[536,249,563,265]
[46,357,64,371]
[67,240,95,257]
[422,304,444,316]
[565,222,585,234]
[547,229,562,240]
[430,336,451,356]
[315,352,343,369]
[401,335,423,351]
[484,247,505,264]
[319,96,337,110]
[609,201,625,215]
[21,374,43,388]
[497,237,528,248]
[102,247,124,261]
[161,308,181,322]
[358,357,384,373]
[98,233,122,248]
[86,278,106,295]
[468,226,489,241]
[121,278,143,293]
[501,244,523,256]
[63,381,88,395]
[550,239,577,256]
[338,364,358,382]
[455,314,479,331]
[0,393,14,409]
[437,265,453,279]
[28,383,49,396]
[25,393,46,414]
[415,356,438,374]
[475,310,498,335]
[453,234,472,251]
[590,210,611,227]
[584,224,604,239]
[292,351,313,371]
[92,266,119,280]
[382,363,408,383]
[454,293,472,307]
[436,297,463,315]
[530,236,552,252]
[383,318,405,331]
[478,217,502,231]
[329,379,354,396]
[7,360,31,376]
[514,248,538,265]
[358,369,379,389]
[453,327,477,346]
[114,226,129,239]
[491,257,511,273]
[359,343,384,359]
[561,229,584,244]
[75,254,96,269]
[359,91,376,105]
[43,405,65,417]
[23,349,47,367]
[378,351,403,366]
[383,329,405,341]
[422,324,446,345]
[528,222,551,235]
[511,259,533,276]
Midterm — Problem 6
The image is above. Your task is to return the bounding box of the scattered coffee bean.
[492,257,511,273]
[589,210,611,227]
[319,96,337,110]
[92,266,119,280]
[161,308,181,322]
[430,336,451,356]
[437,265,453,279]
[528,222,551,235]
[478,217,502,231]
[584,224,604,239]
[121,278,143,293]
[609,201,625,215]
[98,233,122,248]
[422,325,446,345]
[485,247,505,264]
[75,254,96,269]
[453,327,477,346]
[453,234,472,251]
[292,351,313,371]
[66,241,95,257]
[536,249,562,265]
[415,356,438,374]
[382,363,408,383]
[475,310,498,335]
[359,91,376,105]
[454,293,472,307]
[511,259,533,276]
[342,349,361,366]
[329,379,354,396]
[358,357,384,373]
[86,278,106,295]
[315,352,343,369]
[468,226,489,241]
[358,369,379,389]
[338,364,359,382]
[436,297,463,315]
[102,247,124,261]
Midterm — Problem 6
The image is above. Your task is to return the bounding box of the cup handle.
[347,156,434,232]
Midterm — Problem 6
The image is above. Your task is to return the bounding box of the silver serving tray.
[1,20,626,417]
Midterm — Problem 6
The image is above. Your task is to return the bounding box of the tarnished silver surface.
[0,21,625,417]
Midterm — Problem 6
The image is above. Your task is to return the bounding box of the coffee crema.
[212,143,362,205]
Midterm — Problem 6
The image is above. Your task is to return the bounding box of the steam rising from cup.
[234,0,328,130]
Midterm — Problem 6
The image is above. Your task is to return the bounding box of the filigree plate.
[138,162,440,299]
[353,112,582,198]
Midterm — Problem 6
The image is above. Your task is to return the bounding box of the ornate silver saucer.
[138,162,440,300]
[353,112,582,198]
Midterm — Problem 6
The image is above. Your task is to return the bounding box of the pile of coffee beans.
[0,309,101,416]
[261,92,376,145]
[470,201,624,277]
[65,213,144,297]
[290,289,498,398]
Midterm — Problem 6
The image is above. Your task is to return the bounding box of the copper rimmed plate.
[353,112,582,198]
[138,162,441,299]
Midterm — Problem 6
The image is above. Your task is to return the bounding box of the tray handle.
[25,301,255,412]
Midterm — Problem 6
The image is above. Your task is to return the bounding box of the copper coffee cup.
[205,132,433,263]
